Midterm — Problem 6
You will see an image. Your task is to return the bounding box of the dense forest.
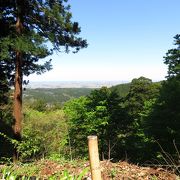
[0,0,180,178]
[1,73,180,164]
[23,88,94,105]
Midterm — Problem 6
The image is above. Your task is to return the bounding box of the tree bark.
[13,16,23,163]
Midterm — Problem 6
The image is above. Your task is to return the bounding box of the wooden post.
[88,136,102,180]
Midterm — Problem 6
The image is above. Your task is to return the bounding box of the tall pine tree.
[145,35,180,163]
[164,34,180,78]
[0,0,87,161]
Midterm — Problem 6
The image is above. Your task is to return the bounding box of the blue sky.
[28,0,180,82]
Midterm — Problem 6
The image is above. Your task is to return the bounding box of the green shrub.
[19,108,68,161]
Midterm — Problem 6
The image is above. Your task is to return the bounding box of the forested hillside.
[2,76,179,165]
[1,74,180,178]
[23,88,94,104]
[23,83,133,104]
[110,82,131,97]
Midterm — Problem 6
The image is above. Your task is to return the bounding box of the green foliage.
[64,96,90,157]
[0,69,14,159]
[164,34,180,78]
[145,77,180,161]
[63,79,164,162]
[1,74,178,166]
[0,163,89,180]
[0,163,40,179]
[18,108,68,161]
[0,0,87,162]
[0,67,10,105]
[0,0,87,85]
[110,82,131,97]
[49,167,89,180]
[24,88,93,105]
[142,34,180,163]
[64,87,127,160]
[1,166,18,180]
[121,77,161,162]
[124,77,160,118]
[28,99,48,112]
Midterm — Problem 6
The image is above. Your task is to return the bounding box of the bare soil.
[36,160,178,179]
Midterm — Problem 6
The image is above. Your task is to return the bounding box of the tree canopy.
[0,0,87,161]
[164,34,180,78]
[0,0,87,83]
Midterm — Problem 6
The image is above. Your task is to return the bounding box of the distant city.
[25,81,129,89]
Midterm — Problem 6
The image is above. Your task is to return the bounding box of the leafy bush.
[18,108,68,161]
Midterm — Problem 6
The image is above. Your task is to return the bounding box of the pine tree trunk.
[13,16,23,163]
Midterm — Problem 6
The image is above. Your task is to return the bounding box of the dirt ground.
[39,160,178,179]
[0,160,178,179]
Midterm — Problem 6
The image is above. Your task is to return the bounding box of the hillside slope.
[23,88,94,104]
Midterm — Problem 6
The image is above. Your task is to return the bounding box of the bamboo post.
[88,136,102,180]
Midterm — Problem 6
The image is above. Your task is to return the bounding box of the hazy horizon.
[25,78,163,89]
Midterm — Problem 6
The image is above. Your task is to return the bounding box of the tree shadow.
[0,73,14,161]
[0,117,14,160]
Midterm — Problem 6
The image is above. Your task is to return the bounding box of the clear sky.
[27,0,180,82]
